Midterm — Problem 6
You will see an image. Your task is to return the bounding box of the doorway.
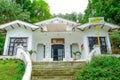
[51,45,64,61]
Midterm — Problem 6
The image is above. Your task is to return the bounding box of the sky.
[45,0,88,14]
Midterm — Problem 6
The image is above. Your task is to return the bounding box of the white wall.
[82,26,111,59]
[3,27,32,55]
[32,31,83,61]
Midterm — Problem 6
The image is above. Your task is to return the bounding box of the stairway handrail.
[87,45,101,62]
[87,48,96,61]
[16,45,32,80]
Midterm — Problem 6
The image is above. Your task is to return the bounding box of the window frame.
[8,37,28,55]
[88,37,107,53]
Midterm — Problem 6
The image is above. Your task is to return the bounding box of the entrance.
[51,45,64,61]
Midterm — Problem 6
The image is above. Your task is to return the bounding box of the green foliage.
[16,61,25,74]
[0,0,52,24]
[15,60,25,80]
[110,29,120,48]
[28,49,36,55]
[110,29,120,54]
[16,0,52,23]
[0,31,5,53]
[75,56,120,80]
[0,59,25,80]
[0,0,30,24]
[82,0,120,24]
[73,51,81,56]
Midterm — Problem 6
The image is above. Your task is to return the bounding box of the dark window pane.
[88,37,107,53]
[8,37,28,55]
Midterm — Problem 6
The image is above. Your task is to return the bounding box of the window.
[70,45,72,58]
[8,37,28,55]
[43,45,45,58]
[88,37,107,53]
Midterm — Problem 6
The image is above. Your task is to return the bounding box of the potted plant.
[28,50,36,55]
[73,51,81,61]
[28,50,36,62]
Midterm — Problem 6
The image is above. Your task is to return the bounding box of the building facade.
[0,17,119,61]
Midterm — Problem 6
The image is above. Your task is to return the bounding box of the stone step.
[32,61,85,66]
[31,61,85,80]
[32,65,82,69]
[32,69,77,76]
[31,76,75,80]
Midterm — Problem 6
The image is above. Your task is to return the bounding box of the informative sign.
[51,38,64,44]
[89,17,104,25]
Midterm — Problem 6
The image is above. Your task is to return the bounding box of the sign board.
[89,17,104,25]
[51,38,64,44]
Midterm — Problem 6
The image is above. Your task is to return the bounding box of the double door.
[52,45,64,61]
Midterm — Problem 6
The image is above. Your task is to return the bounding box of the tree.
[0,0,52,23]
[15,0,52,23]
[0,0,30,24]
[82,0,120,24]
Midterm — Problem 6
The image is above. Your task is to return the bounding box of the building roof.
[0,18,119,32]
[0,20,39,30]
[34,17,79,26]
[34,17,79,31]
[77,22,120,30]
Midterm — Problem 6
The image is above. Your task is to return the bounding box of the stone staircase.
[31,61,85,80]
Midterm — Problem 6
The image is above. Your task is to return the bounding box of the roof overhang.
[34,17,78,26]
[0,20,39,31]
[34,17,79,31]
[77,22,120,31]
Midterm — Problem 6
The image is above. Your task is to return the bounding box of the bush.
[16,61,25,73]
[15,60,25,80]
[112,48,120,54]
[75,56,120,80]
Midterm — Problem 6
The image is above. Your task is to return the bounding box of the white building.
[0,17,119,61]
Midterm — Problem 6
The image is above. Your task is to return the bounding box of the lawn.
[0,59,25,80]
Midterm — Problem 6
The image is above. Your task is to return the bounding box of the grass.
[0,59,25,80]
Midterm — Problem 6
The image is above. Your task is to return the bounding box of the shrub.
[15,60,25,80]
[75,56,120,80]
[16,61,25,73]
